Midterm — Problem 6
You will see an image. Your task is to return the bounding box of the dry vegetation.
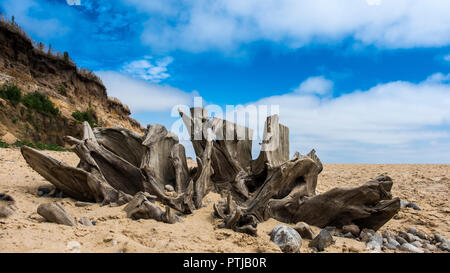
[0,14,103,86]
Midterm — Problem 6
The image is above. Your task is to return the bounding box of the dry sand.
[0,148,448,253]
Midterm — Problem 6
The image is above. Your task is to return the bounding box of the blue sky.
[1,0,450,163]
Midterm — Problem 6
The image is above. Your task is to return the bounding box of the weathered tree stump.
[20,109,400,234]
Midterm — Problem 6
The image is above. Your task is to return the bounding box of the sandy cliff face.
[0,22,144,145]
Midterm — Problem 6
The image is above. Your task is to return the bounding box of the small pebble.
[324,226,336,234]
[0,205,16,218]
[75,201,93,207]
[309,247,318,253]
[79,217,93,226]
[400,200,408,208]
[416,230,428,240]
[423,243,438,252]
[343,232,354,239]
[371,233,383,245]
[164,184,175,192]
[366,239,381,252]
[293,222,315,240]
[382,231,394,239]
[360,228,375,242]
[407,227,417,235]
[439,240,450,252]
[37,185,53,196]
[411,241,422,248]
[309,229,334,252]
[383,243,398,250]
[66,241,81,253]
[434,234,446,243]
[396,236,408,245]
[388,238,400,248]
[406,202,421,210]
[400,243,424,253]
[342,224,360,237]
[270,225,302,253]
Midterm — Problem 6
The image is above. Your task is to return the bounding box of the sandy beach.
[0,148,448,253]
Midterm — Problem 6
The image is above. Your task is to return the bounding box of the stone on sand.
[400,243,424,253]
[383,243,398,250]
[397,237,408,246]
[366,239,381,252]
[75,201,93,207]
[164,184,175,192]
[343,232,354,238]
[434,234,446,243]
[37,185,53,197]
[400,200,409,208]
[406,202,421,210]
[411,241,422,248]
[269,225,302,253]
[407,227,417,235]
[0,204,16,218]
[79,216,93,226]
[388,238,400,248]
[293,222,315,240]
[37,202,77,226]
[342,224,360,237]
[0,193,15,202]
[438,240,450,252]
[423,243,438,252]
[360,228,375,242]
[309,229,334,252]
[66,241,81,253]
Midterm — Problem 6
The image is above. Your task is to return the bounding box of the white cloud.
[123,0,450,52]
[425,73,450,84]
[228,74,450,163]
[96,71,196,112]
[294,76,333,95]
[66,0,81,6]
[121,56,173,83]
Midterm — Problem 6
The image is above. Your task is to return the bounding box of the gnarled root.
[123,192,181,224]
[213,193,258,236]
[267,175,400,231]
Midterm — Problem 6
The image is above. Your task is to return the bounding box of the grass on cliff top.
[2,15,103,87]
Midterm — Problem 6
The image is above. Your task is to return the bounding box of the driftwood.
[20,109,400,232]
[93,126,146,167]
[21,123,135,205]
[268,175,400,231]
[123,192,181,224]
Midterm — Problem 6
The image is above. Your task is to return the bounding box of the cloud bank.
[121,56,174,83]
[232,73,450,163]
[294,76,334,95]
[96,71,196,112]
[124,0,450,52]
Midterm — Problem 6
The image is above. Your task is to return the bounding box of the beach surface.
[0,148,448,253]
